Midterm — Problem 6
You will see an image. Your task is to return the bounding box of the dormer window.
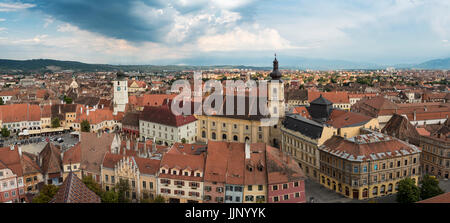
[184,172,189,176]
[196,172,201,177]
[172,170,177,175]
[161,169,166,174]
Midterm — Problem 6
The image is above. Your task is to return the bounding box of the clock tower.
[113,71,128,115]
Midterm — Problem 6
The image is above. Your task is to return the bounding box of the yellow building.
[196,115,270,144]
[281,96,379,181]
[21,151,44,194]
[318,132,421,200]
[101,153,160,202]
[62,143,82,181]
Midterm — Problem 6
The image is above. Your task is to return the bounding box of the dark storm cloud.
[27,0,260,43]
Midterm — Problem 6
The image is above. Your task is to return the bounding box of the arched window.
[233,135,238,141]
[212,132,216,140]
[388,184,393,192]
[245,136,250,142]
[202,131,206,138]
[363,188,368,198]
[380,185,386,194]
[222,134,227,140]
[273,107,278,114]
[372,186,378,196]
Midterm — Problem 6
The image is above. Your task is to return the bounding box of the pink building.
[0,146,25,203]
[266,146,306,203]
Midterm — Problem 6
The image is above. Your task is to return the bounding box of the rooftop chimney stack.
[245,139,250,160]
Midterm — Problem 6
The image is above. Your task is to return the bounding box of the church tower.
[113,71,128,115]
[268,54,285,148]
[268,54,285,119]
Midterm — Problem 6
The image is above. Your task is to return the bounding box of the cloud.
[0,2,35,12]
[32,0,261,44]
[197,26,299,52]
[0,18,5,22]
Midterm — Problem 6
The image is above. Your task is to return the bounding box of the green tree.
[117,179,131,203]
[396,178,420,203]
[63,95,73,104]
[81,120,90,132]
[102,190,119,203]
[420,175,444,200]
[82,175,103,197]
[151,195,166,203]
[32,184,59,203]
[0,97,4,105]
[1,126,10,138]
[51,118,61,128]
[181,138,187,144]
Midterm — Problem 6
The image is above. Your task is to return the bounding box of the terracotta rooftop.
[79,132,114,174]
[50,172,101,203]
[39,143,62,175]
[320,132,421,162]
[326,110,374,129]
[140,105,197,127]
[417,192,450,203]
[308,91,349,104]
[62,143,82,165]
[266,145,305,184]
[0,146,23,177]
[0,104,41,123]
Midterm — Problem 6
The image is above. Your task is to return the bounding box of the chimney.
[87,108,90,116]
[245,139,250,160]
[126,139,130,150]
[18,146,22,157]
[152,140,156,154]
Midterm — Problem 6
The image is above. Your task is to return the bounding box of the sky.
[0,0,449,66]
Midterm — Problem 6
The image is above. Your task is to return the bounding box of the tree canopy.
[81,120,90,132]
[32,184,59,203]
[396,178,420,203]
[420,175,444,200]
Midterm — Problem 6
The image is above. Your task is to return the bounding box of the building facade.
[318,132,421,200]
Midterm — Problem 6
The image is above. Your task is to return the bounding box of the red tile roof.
[39,143,62,175]
[140,105,197,127]
[244,143,267,185]
[326,110,373,128]
[129,94,176,107]
[266,145,305,184]
[0,146,23,177]
[308,91,349,104]
[50,172,101,203]
[417,192,450,203]
[0,104,41,123]
[320,132,421,162]
[75,108,114,125]
[63,143,81,165]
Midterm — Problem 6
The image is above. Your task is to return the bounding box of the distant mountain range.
[0,57,449,74]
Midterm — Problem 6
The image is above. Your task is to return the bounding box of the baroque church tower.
[268,54,285,148]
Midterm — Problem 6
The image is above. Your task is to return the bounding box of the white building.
[139,105,197,146]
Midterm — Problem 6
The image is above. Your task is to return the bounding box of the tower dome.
[270,54,282,81]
